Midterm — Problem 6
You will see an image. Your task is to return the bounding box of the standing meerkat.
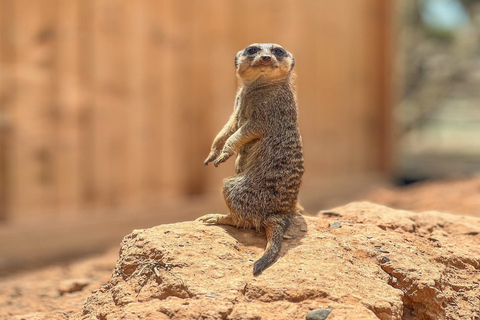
[197,43,304,275]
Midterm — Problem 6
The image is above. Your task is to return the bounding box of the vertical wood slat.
[11,0,59,216]
[156,0,191,198]
[190,0,212,196]
[300,0,353,180]
[125,0,147,205]
[81,0,95,208]
[0,0,394,220]
[159,0,178,197]
[142,0,165,201]
[91,0,130,208]
[348,0,370,175]
[377,0,395,173]
[55,0,81,215]
[203,0,237,194]
[76,0,95,210]
[0,0,15,221]
[172,0,195,196]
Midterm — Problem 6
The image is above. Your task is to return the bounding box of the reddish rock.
[69,202,480,320]
[58,278,91,295]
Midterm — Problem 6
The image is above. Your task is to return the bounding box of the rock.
[72,202,480,320]
[306,308,332,320]
[58,278,91,295]
[329,221,342,229]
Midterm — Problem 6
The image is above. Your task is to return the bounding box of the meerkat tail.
[253,216,291,276]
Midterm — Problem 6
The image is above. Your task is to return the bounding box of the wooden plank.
[203,0,238,195]
[347,0,394,174]
[153,0,179,198]
[242,0,275,43]
[54,0,82,215]
[11,0,59,218]
[0,0,16,221]
[76,0,96,209]
[362,0,386,173]
[229,0,251,49]
[176,0,196,196]
[329,1,356,179]
[300,1,353,181]
[141,0,165,202]
[301,0,328,180]
[125,0,147,206]
[158,0,194,197]
[190,0,220,196]
[376,0,395,173]
[275,0,303,48]
[346,0,369,175]
[91,0,130,209]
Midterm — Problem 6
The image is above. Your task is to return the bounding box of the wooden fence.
[0,0,394,221]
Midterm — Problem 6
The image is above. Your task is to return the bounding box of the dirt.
[0,250,118,320]
[362,175,480,218]
[2,178,480,320]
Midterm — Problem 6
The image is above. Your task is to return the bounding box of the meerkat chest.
[235,96,254,128]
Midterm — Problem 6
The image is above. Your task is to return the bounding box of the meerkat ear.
[290,57,295,71]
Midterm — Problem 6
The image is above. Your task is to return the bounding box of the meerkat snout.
[261,56,272,62]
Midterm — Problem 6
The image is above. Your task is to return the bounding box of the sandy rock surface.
[61,202,480,320]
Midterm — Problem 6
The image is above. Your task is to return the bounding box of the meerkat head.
[235,43,295,84]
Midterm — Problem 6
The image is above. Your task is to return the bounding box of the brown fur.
[197,43,304,275]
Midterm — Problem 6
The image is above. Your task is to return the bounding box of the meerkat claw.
[214,154,229,167]
[204,152,219,166]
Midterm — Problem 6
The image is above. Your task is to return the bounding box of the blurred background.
[0,0,479,275]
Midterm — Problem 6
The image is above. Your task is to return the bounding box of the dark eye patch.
[245,46,260,55]
[272,48,287,57]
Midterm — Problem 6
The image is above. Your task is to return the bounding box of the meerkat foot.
[196,213,235,225]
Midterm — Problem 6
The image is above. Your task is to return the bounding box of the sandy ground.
[362,175,480,218]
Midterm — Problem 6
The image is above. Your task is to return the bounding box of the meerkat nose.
[261,56,272,62]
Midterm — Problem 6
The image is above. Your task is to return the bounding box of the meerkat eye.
[246,47,260,55]
[273,48,287,57]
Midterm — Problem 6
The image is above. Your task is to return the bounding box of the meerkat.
[197,43,304,275]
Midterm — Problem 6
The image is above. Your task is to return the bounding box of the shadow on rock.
[215,213,308,263]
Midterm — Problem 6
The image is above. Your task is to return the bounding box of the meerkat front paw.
[204,150,220,166]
